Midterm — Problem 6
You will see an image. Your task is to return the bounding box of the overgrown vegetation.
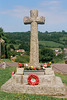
[0,67,67,100]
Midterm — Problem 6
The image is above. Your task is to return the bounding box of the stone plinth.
[11,74,23,84]
[1,67,66,96]
[1,74,66,96]
[45,67,54,75]
[11,68,24,84]
[23,75,56,85]
[16,68,24,75]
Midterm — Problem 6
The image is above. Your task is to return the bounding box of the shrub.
[65,60,67,64]
[15,55,29,63]
[52,53,64,63]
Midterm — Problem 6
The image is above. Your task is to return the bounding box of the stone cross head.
[24,10,45,25]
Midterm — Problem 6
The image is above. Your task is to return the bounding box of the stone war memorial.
[1,10,66,96]
[24,10,45,68]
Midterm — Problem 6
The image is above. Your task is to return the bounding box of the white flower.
[26,63,28,67]
[43,67,45,69]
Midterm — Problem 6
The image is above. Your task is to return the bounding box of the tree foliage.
[9,44,15,50]
[1,27,67,60]
[15,55,29,63]
[39,47,55,62]
[0,27,4,38]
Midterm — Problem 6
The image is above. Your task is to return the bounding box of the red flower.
[18,63,23,67]
[34,68,36,70]
[12,71,15,75]
[47,63,50,65]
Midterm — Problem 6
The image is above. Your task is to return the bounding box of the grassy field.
[39,41,64,48]
[0,67,67,100]
[8,40,64,50]
[60,37,67,41]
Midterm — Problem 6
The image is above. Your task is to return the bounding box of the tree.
[45,31,48,33]
[9,44,15,50]
[18,42,30,55]
[65,40,67,47]
[0,27,4,59]
[0,27,8,58]
[9,39,16,44]
[39,47,55,62]
[62,30,65,33]
[0,42,1,59]
[0,27,4,38]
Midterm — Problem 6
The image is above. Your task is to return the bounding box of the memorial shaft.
[30,21,39,67]
[24,10,45,68]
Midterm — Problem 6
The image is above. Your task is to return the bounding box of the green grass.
[53,58,65,64]
[51,48,61,50]
[0,67,16,87]
[0,67,67,100]
[39,41,64,48]
[55,73,67,86]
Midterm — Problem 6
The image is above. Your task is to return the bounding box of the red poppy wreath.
[27,74,39,85]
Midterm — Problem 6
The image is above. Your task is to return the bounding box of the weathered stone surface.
[12,74,23,84]
[11,74,56,85]
[1,75,66,96]
[45,67,54,75]
[16,68,24,75]
[24,10,45,68]
[23,75,56,85]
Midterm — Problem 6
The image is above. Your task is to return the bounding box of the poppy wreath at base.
[27,74,39,85]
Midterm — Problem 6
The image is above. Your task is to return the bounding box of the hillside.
[39,41,64,48]
[5,31,67,49]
